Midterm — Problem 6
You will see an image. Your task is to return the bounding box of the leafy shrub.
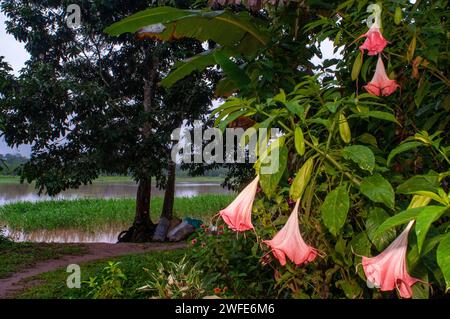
[84,261,127,299]
[189,224,277,298]
[137,255,206,299]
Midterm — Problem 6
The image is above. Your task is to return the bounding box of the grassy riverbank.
[0,195,234,232]
[0,240,87,279]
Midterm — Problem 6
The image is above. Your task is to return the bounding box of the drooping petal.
[364,55,399,96]
[219,176,259,232]
[362,220,421,298]
[263,200,317,266]
[359,27,388,56]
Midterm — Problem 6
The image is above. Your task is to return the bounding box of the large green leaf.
[415,206,448,253]
[365,208,397,251]
[321,186,350,236]
[105,8,269,57]
[259,146,288,198]
[160,49,217,87]
[104,6,196,35]
[387,142,423,166]
[342,145,375,173]
[348,111,399,124]
[437,232,450,292]
[360,174,395,209]
[374,206,445,238]
[396,174,440,195]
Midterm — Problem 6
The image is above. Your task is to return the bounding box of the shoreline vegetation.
[0,195,234,232]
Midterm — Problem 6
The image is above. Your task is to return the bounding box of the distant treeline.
[175,165,227,177]
[0,155,228,178]
[0,154,29,175]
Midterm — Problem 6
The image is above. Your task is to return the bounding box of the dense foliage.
[109,0,449,298]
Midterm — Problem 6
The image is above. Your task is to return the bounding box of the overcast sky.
[0,9,338,158]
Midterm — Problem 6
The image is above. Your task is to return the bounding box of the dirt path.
[0,242,186,298]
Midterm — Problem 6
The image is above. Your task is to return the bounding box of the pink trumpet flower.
[263,199,317,266]
[362,220,421,298]
[364,55,399,96]
[359,26,388,56]
[219,176,259,232]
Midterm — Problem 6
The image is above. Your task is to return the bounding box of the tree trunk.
[160,159,176,220]
[118,54,158,243]
[118,176,156,242]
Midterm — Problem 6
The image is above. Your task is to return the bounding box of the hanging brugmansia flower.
[219,176,259,232]
[358,4,388,55]
[263,199,317,266]
[362,220,421,298]
[364,55,399,96]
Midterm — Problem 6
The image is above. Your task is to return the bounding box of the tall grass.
[0,195,234,232]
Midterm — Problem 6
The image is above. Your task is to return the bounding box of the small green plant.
[137,255,206,299]
[84,261,127,299]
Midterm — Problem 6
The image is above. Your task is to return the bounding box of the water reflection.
[0,181,230,206]
[2,225,124,243]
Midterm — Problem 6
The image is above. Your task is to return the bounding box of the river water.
[0,181,229,206]
[0,180,231,243]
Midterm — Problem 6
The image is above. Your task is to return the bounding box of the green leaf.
[104,6,195,36]
[396,174,440,195]
[348,111,399,124]
[218,109,248,132]
[285,100,304,117]
[105,8,269,57]
[387,142,422,166]
[325,101,340,113]
[407,34,416,62]
[394,7,402,25]
[335,279,362,299]
[215,77,238,97]
[374,206,445,238]
[351,51,362,81]
[160,49,217,87]
[416,206,447,253]
[360,174,395,209]
[289,158,314,200]
[273,89,286,104]
[365,208,397,251]
[357,133,378,148]
[414,79,431,108]
[437,232,450,292]
[350,232,371,256]
[213,50,250,88]
[160,50,216,88]
[321,186,350,236]
[294,127,305,155]
[342,145,375,173]
[259,146,288,198]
